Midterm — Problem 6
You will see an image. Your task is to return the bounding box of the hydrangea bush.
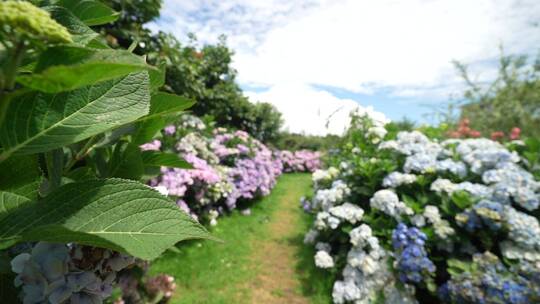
[303,114,540,303]
[275,149,322,173]
[144,115,320,226]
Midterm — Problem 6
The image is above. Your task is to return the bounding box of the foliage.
[97,3,284,143]
[454,51,540,138]
[0,1,213,302]
[273,132,341,151]
[302,114,540,303]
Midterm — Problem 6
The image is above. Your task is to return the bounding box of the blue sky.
[149,0,540,135]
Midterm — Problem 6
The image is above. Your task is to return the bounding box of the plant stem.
[64,136,99,173]
[2,40,26,91]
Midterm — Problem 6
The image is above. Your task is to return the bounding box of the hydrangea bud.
[0,1,72,44]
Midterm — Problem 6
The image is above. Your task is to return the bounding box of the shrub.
[303,115,540,303]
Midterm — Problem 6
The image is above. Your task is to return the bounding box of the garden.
[0,1,539,303]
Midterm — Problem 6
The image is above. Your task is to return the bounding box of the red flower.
[510,127,521,140]
[469,130,481,138]
[491,131,505,141]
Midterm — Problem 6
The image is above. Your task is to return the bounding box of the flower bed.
[275,150,322,173]
[146,115,320,226]
[303,115,540,303]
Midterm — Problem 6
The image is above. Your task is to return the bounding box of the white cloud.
[245,84,388,135]
[150,0,540,134]
[235,0,540,92]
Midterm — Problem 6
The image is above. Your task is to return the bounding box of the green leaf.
[94,124,136,148]
[132,117,166,145]
[57,0,119,26]
[0,72,150,161]
[451,191,474,210]
[45,149,64,192]
[45,6,99,46]
[0,179,213,260]
[17,46,153,93]
[0,155,42,200]
[65,167,96,181]
[142,151,192,169]
[109,142,144,180]
[149,60,166,91]
[141,92,195,121]
[0,192,32,222]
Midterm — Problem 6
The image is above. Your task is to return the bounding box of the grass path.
[149,173,333,304]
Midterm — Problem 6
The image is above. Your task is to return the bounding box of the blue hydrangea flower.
[392,223,436,284]
[456,200,504,232]
[440,252,534,304]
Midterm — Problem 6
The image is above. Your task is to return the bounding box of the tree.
[454,50,540,138]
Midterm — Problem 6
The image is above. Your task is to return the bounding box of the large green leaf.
[0,192,31,222]
[149,60,166,91]
[57,0,119,26]
[0,179,213,260]
[17,46,153,93]
[109,142,144,179]
[132,117,167,145]
[45,6,99,46]
[131,93,194,145]
[0,72,150,161]
[142,151,192,169]
[0,155,42,200]
[140,92,195,121]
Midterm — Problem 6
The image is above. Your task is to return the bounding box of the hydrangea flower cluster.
[11,242,134,304]
[382,172,417,188]
[274,150,321,173]
[312,167,339,189]
[369,189,413,220]
[440,252,538,304]
[147,114,320,225]
[303,118,540,303]
[392,224,436,284]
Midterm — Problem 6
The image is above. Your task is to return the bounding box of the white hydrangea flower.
[367,126,387,139]
[314,250,335,268]
[411,214,426,227]
[329,203,364,224]
[347,246,385,275]
[314,212,341,230]
[332,280,361,304]
[433,220,455,239]
[382,172,417,188]
[379,140,400,151]
[369,189,413,219]
[349,224,373,247]
[423,205,441,224]
[312,167,339,187]
[430,178,457,194]
[311,180,351,211]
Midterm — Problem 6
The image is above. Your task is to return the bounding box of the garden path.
[242,174,312,303]
[150,174,330,304]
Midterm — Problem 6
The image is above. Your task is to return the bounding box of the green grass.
[149,173,334,304]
